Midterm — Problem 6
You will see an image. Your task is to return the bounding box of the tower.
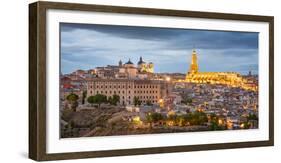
[138,57,144,65]
[189,49,199,74]
[119,60,122,67]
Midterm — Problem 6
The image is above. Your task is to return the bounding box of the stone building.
[94,58,153,79]
[185,49,257,91]
[137,57,154,73]
[86,79,169,105]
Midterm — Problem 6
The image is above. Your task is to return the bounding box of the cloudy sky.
[60,23,258,75]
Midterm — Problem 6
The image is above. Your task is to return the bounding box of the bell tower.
[189,49,199,74]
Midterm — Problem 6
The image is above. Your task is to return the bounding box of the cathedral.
[137,57,154,73]
[185,50,257,91]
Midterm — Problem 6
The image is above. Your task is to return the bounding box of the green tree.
[188,111,208,126]
[146,100,152,106]
[247,113,258,121]
[66,93,79,102]
[81,91,87,104]
[108,96,113,105]
[146,113,164,123]
[133,96,141,106]
[112,94,120,106]
[66,93,79,112]
[146,112,164,128]
[208,114,226,130]
[87,94,108,108]
[108,95,120,106]
[87,96,95,106]
[186,98,192,104]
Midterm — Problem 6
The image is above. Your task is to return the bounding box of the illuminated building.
[185,49,257,91]
[137,57,154,73]
[87,79,169,105]
[95,58,153,79]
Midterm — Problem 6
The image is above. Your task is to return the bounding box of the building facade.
[87,79,169,105]
[94,57,153,79]
[137,57,154,73]
[185,50,257,91]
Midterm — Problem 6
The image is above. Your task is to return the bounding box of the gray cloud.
[60,23,259,75]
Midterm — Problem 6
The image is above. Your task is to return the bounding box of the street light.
[158,99,164,108]
[165,77,171,82]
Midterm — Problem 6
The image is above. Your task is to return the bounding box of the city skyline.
[61,23,259,75]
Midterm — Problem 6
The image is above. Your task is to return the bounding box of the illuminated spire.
[189,49,199,74]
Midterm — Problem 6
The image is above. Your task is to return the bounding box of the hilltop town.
[60,50,258,138]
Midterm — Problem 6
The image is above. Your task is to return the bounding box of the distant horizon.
[61,23,259,75]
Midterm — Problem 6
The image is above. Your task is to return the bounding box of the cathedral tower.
[189,49,199,74]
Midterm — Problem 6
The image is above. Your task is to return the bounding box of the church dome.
[137,56,146,65]
[125,59,134,65]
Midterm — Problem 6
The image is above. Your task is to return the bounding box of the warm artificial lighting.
[158,99,164,108]
[133,116,142,125]
[218,119,223,125]
[165,77,171,82]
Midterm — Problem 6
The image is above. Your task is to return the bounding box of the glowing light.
[167,121,174,126]
[158,99,164,108]
[133,116,143,125]
[167,110,175,116]
[218,119,223,125]
[165,77,171,82]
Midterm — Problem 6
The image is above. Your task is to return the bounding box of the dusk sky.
[60,23,259,75]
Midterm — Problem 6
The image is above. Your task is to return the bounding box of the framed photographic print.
[29,1,274,161]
